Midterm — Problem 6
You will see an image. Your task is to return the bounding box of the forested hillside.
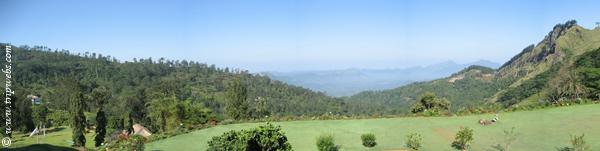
[347,20,600,113]
[0,44,382,134]
[346,65,507,113]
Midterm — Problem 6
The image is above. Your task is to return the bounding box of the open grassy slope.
[147,104,600,151]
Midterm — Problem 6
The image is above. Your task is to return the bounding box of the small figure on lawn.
[479,114,499,126]
[491,114,499,123]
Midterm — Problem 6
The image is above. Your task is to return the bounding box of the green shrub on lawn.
[361,133,377,148]
[451,127,474,151]
[316,134,340,151]
[207,123,292,151]
[406,133,423,150]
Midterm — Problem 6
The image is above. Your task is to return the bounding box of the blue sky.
[1,0,599,72]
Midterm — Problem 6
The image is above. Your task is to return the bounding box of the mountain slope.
[494,21,600,105]
[347,20,600,112]
[266,60,500,97]
[346,65,503,113]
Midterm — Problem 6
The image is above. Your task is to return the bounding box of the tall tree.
[95,109,107,147]
[15,93,35,132]
[71,92,87,147]
[92,86,111,147]
[225,77,249,120]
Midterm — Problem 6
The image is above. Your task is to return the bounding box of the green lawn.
[147,104,600,151]
[9,126,96,150]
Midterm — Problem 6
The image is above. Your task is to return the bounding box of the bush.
[556,134,590,151]
[207,130,246,151]
[361,133,377,148]
[102,134,146,151]
[316,134,340,151]
[451,127,474,150]
[207,123,292,151]
[406,133,423,150]
[130,135,146,151]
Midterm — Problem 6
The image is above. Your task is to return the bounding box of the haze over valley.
[266,60,500,96]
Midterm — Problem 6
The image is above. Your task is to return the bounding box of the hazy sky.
[1,0,599,72]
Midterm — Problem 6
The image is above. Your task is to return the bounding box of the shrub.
[316,134,340,151]
[556,134,590,151]
[102,134,147,151]
[130,135,146,151]
[406,133,423,150]
[207,123,292,151]
[207,130,246,151]
[361,133,377,148]
[451,127,474,150]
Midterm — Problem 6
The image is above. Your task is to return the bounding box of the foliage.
[575,48,600,100]
[360,133,377,148]
[556,134,590,151]
[206,130,246,151]
[348,66,504,114]
[411,92,451,115]
[47,109,72,127]
[146,95,179,133]
[181,99,214,126]
[146,95,213,133]
[92,86,111,147]
[0,43,369,131]
[103,134,147,151]
[251,96,271,119]
[95,109,107,147]
[71,92,87,147]
[226,77,249,120]
[405,133,423,151]
[456,103,503,115]
[15,92,35,132]
[316,134,340,151]
[32,104,49,127]
[451,127,474,150]
[498,65,558,106]
[130,135,146,151]
[207,123,292,151]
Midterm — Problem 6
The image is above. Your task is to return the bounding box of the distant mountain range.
[264,60,500,96]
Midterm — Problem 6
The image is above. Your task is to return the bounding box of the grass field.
[147,104,600,151]
[9,126,96,150]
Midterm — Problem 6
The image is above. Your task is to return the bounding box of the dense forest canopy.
[0,44,385,134]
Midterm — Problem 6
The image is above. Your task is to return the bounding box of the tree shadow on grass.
[45,127,66,134]
[8,144,78,151]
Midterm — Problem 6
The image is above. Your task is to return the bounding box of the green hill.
[347,20,600,112]
[0,44,381,134]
